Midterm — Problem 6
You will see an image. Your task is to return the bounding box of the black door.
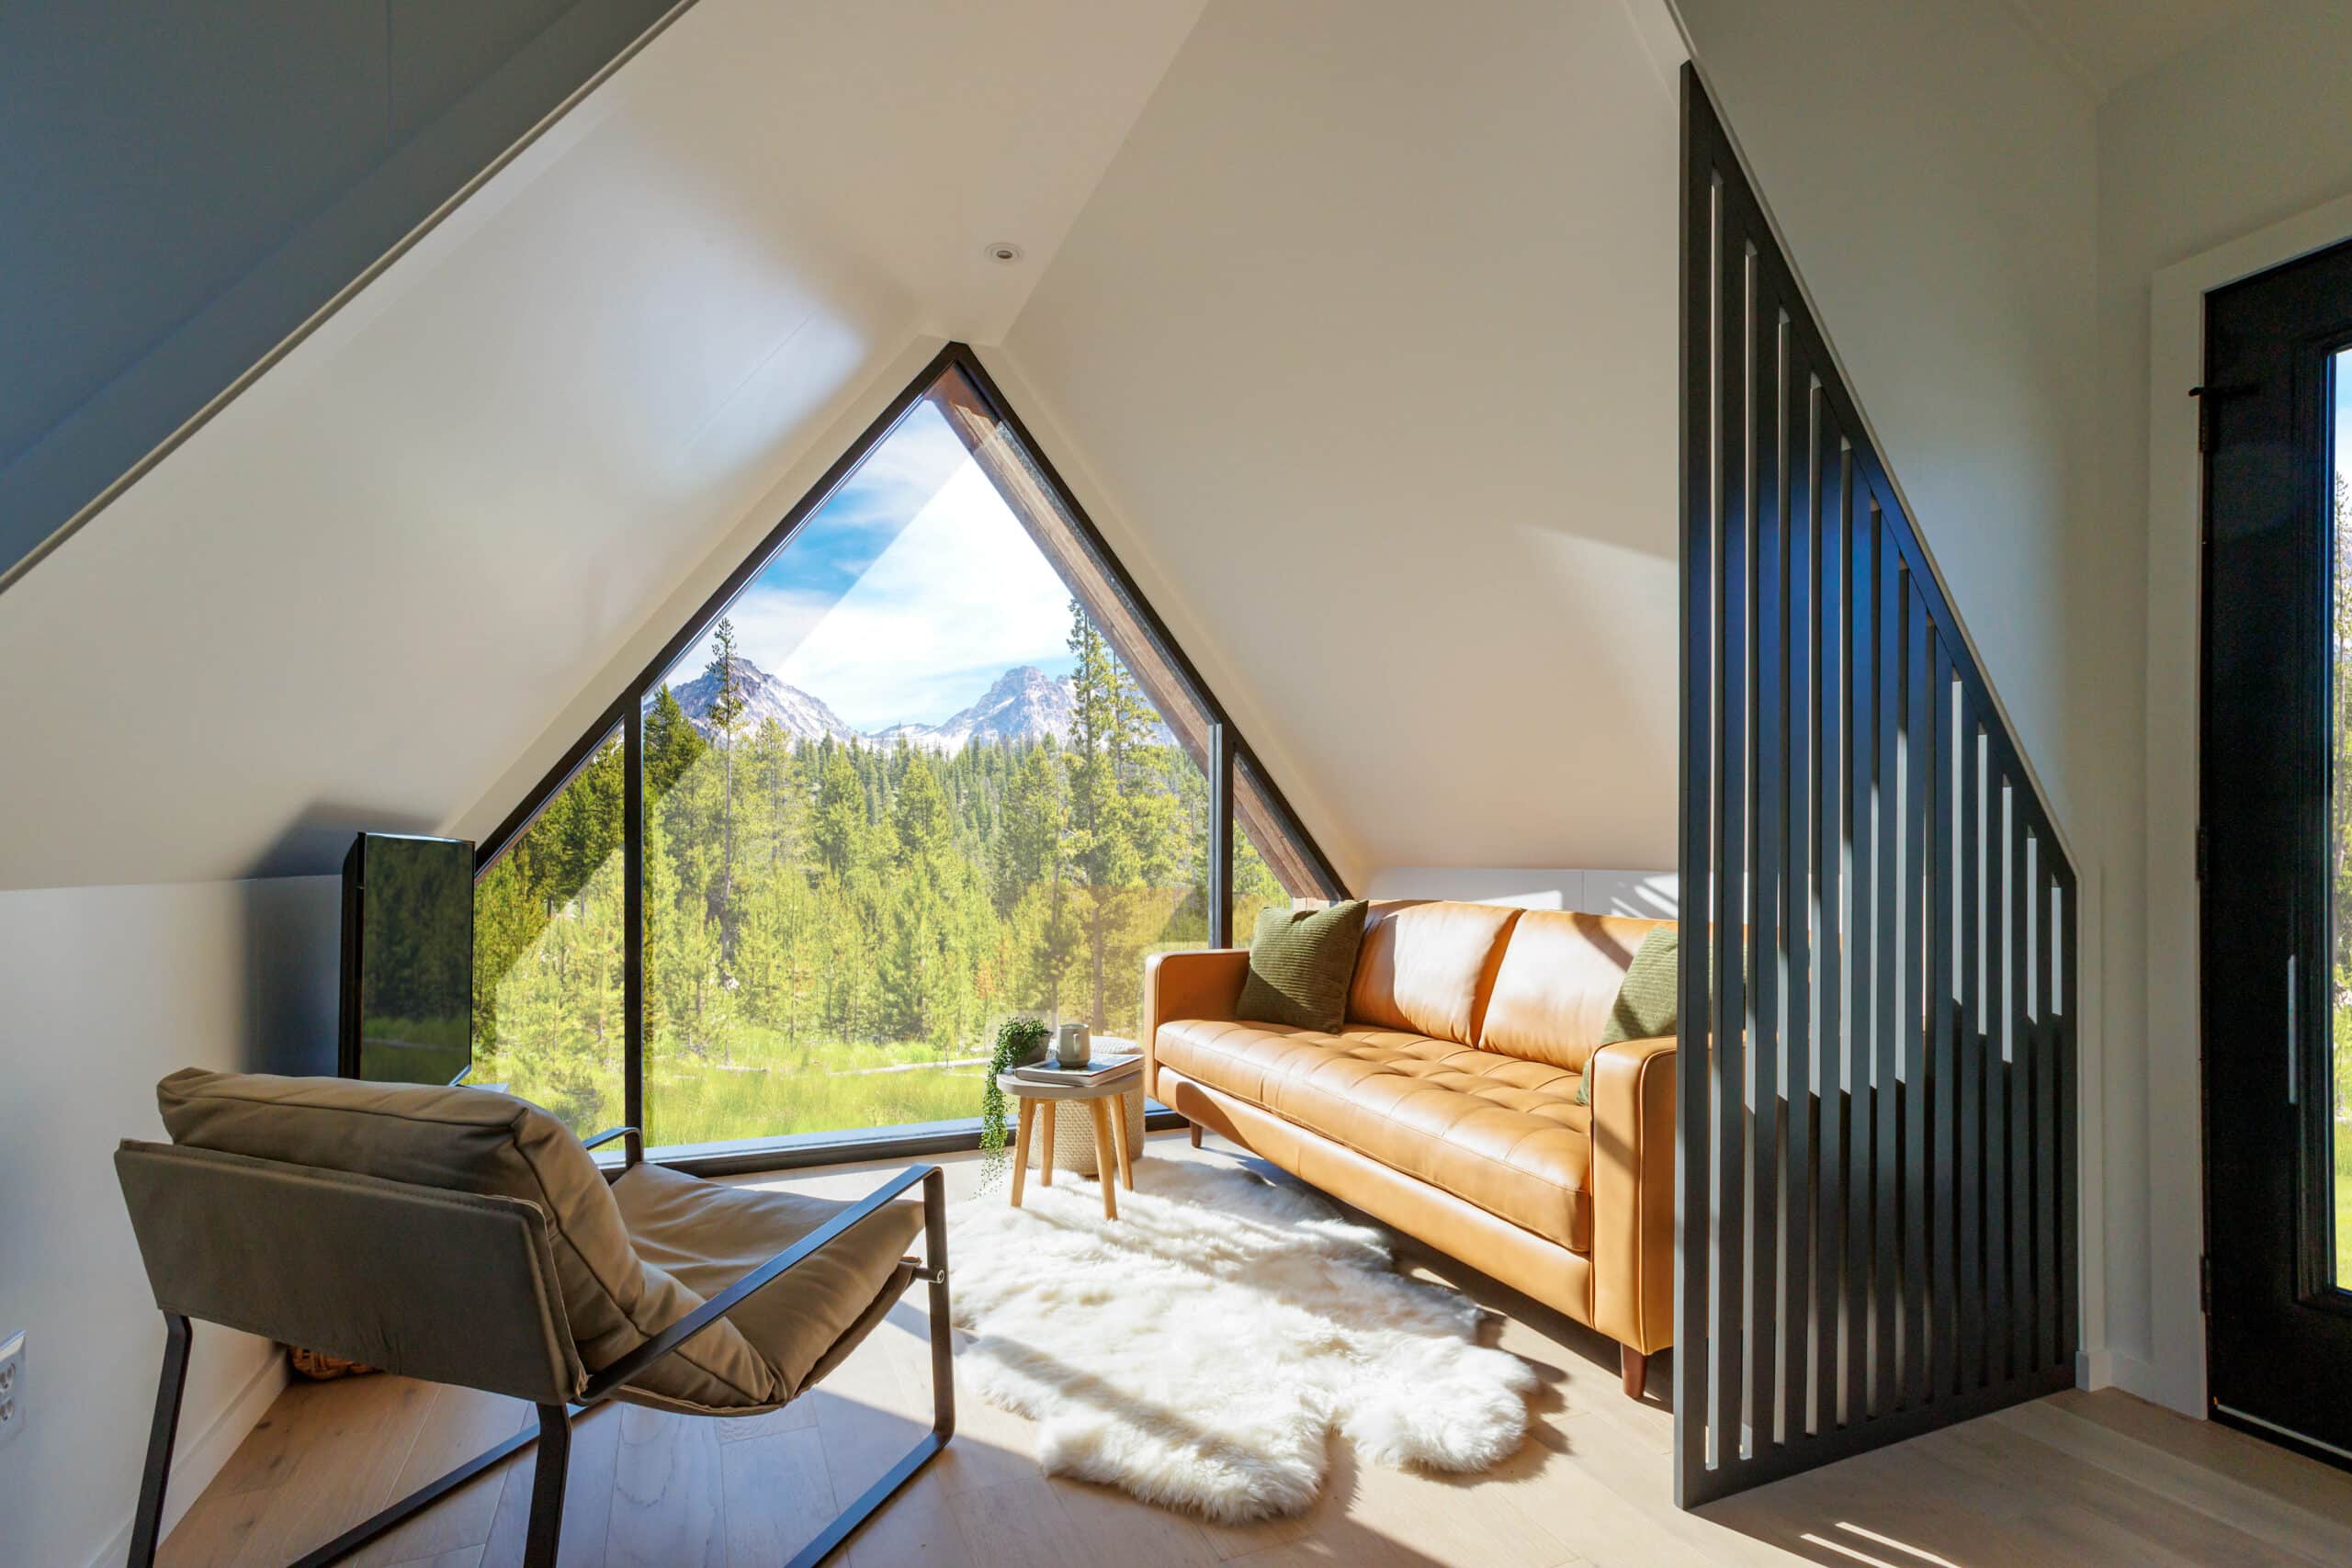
[2203,235,2352,1464]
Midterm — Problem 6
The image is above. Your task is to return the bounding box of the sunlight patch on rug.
[946,1160,1535,1522]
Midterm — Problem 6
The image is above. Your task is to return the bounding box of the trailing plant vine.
[980,1016,1052,1190]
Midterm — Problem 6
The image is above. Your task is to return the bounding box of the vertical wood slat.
[1810,430,1846,1438]
[2009,799,2036,1379]
[1672,154,1720,1506]
[1928,646,1958,1404]
[1781,368,1816,1441]
[1902,579,1932,1409]
[1984,777,2011,1389]
[1747,301,1785,1453]
[1843,479,1874,1427]
[1709,208,1752,1471]
[1957,706,1984,1393]
[1871,505,1901,1418]
[2056,868,2081,1375]
[2036,859,2060,1371]
[1677,67,2077,1506]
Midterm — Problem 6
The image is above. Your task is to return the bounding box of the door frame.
[2148,190,2352,1423]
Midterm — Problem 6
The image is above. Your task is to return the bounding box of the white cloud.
[725,461,1076,729]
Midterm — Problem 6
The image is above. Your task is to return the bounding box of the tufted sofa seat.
[1143,899,1676,1395]
[1151,1021,1593,1250]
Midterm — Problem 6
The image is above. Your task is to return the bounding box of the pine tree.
[644,685,707,798]
[703,620,748,961]
[812,745,867,883]
[891,752,953,871]
[1065,600,1148,1031]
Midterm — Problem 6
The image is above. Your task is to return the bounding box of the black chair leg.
[522,1403,571,1568]
[781,1167,956,1568]
[127,1314,192,1568]
[924,1165,956,1443]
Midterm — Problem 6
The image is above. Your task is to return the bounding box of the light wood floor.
[159,1132,2352,1568]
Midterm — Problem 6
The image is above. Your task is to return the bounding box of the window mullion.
[1210,721,1234,947]
[624,697,645,1138]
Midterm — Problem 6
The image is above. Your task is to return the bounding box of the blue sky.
[2337,350,2352,489]
[657,400,1080,732]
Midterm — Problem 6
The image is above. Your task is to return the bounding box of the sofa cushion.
[1345,900,1523,1045]
[155,1068,779,1412]
[1238,898,1369,1032]
[1479,912,1675,1075]
[1155,1018,1591,1250]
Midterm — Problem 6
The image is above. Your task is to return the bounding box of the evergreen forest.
[472,602,1292,1145]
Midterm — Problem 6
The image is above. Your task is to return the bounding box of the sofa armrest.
[1587,1033,1676,1356]
[1140,948,1249,1099]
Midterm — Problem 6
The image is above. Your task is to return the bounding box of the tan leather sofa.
[1141,900,1676,1396]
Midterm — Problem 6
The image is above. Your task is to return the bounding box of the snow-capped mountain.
[874,665,1075,753]
[673,657,1175,752]
[670,660,860,744]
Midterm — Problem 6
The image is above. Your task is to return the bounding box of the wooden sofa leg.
[1621,1346,1648,1401]
[1189,1120,1203,1149]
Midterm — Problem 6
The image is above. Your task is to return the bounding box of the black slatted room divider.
[1674,69,2078,1506]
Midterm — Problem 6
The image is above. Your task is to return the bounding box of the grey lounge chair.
[113,1068,952,1568]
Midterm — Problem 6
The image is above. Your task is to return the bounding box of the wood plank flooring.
[158,1132,2352,1567]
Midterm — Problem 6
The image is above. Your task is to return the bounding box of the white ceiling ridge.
[1998,0,2109,102]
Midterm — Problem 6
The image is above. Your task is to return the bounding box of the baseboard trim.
[2101,1348,2180,1412]
[84,1345,288,1568]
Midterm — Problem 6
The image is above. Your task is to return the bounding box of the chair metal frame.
[125,1129,954,1568]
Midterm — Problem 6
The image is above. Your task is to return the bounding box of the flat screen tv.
[339,832,475,1086]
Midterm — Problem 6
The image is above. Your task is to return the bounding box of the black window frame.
[470,342,1346,1174]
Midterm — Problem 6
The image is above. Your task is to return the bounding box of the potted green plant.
[980,1016,1052,1190]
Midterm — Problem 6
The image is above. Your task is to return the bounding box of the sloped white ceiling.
[994,0,1689,877]
[0,0,1207,891]
[0,0,1691,893]
[2007,0,2256,95]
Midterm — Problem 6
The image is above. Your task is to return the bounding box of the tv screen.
[339,833,474,1087]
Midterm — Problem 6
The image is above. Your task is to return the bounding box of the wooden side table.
[998,1073,1138,1218]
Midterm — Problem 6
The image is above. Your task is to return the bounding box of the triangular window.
[472,349,1342,1155]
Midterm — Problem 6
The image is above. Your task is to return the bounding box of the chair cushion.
[154,1069,775,1411]
[1479,912,1676,1075]
[1154,1019,1591,1250]
[611,1162,924,1409]
[1345,900,1523,1045]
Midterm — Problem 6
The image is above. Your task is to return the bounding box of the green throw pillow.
[1237,900,1369,1033]
[1583,926,1679,1104]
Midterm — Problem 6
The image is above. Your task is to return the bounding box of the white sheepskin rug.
[946,1159,1536,1522]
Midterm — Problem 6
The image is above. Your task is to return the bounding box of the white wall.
[2100,0,2352,1413]
[0,877,340,1568]
[1364,867,1677,918]
[1669,0,2113,1370]
[996,0,1690,886]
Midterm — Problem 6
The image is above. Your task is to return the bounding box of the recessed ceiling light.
[983,241,1024,265]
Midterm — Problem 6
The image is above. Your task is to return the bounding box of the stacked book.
[1011,1050,1141,1088]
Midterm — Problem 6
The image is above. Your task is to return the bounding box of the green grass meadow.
[2337,1119,2351,1287]
[476,1025,989,1149]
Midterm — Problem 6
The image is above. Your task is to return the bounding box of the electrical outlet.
[0,1329,24,1450]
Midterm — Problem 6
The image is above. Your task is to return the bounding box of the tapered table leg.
[1111,1093,1135,1190]
[1010,1096,1035,1208]
[1088,1099,1118,1219]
